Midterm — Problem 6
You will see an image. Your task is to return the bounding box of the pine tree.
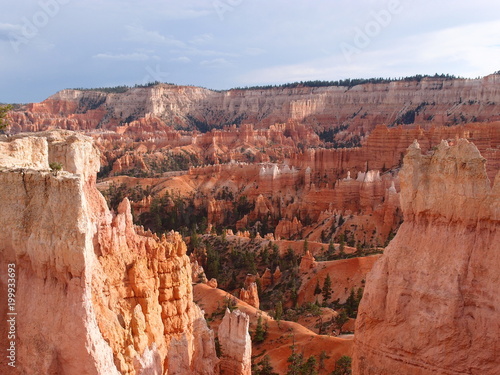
[0,104,13,131]
[345,289,358,318]
[318,350,330,370]
[327,239,336,259]
[253,315,267,343]
[313,280,322,295]
[286,341,303,375]
[205,242,220,280]
[338,234,346,258]
[254,355,278,375]
[334,309,349,333]
[332,355,352,375]
[302,356,318,375]
[322,274,333,304]
[261,245,270,263]
[274,301,283,322]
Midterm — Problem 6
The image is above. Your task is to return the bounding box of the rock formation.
[299,251,316,273]
[353,139,500,374]
[9,75,500,135]
[259,267,281,289]
[218,309,252,375]
[0,131,219,374]
[238,282,259,309]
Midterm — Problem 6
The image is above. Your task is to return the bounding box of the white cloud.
[410,20,500,77]
[200,58,232,68]
[0,23,22,41]
[170,56,191,63]
[125,25,185,47]
[238,19,500,85]
[244,47,265,56]
[190,33,213,45]
[93,52,150,61]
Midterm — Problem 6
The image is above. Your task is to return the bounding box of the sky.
[0,0,499,103]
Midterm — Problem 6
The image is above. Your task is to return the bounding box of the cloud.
[93,52,150,61]
[0,23,23,41]
[238,19,500,86]
[174,47,238,57]
[125,25,185,47]
[244,47,265,56]
[190,33,213,45]
[170,56,191,63]
[200,58,232,68]
[412,20,500,73]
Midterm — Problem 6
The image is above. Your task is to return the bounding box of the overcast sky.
[1,0,499,103]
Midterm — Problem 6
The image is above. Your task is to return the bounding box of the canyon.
[0,74,499,374]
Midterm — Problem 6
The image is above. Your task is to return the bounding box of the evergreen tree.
[332,355,352,375]
[318,350,330,370]
[189,228,201,254]
[338,235,346,258]
[0,104,13,131]
[285,247,298,269]
[326,239,336,259]
[322,274,333,304]
[303,238,309,254]
[253,315,267,343]
[355,242,364,257]
[254,355,278,375]
[274,301,283,322]
[205,242,220,280]
[261,245,270,263]
[345,288,361,318]
[334,309,349,333]
[302,356,318,375]
[313,280,322,295]
[286,341,304,375]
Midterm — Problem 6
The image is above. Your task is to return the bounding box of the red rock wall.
[0,131,219,375]
[8,75,500,135]
[353,139,500,374]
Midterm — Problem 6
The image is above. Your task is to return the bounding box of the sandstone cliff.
[9,75,500,135]
[0,131,219,374]
[353,140,500,374]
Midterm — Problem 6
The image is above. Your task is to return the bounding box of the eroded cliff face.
[353,139,500,374]
[9,75,500,134]
[0,131,219,374]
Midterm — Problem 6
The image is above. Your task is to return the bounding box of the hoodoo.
[353,139,500,374]
[0,131,219,374]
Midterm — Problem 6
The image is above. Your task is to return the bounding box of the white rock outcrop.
[218,309,252,375]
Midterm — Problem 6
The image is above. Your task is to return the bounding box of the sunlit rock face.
[0,131,219,375]
[218,309,252,375]
[353,139,500,375]
[9,75,500,134]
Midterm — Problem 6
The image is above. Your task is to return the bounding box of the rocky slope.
[8,74,500,136]
[0,131,219,374]
[353,140,500,374]
[194,283,354,374]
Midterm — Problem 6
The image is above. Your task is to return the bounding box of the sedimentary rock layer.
[218,309,252,375]
[9,74,500,133]
[0,131,218,374]
[353,139,500,374]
